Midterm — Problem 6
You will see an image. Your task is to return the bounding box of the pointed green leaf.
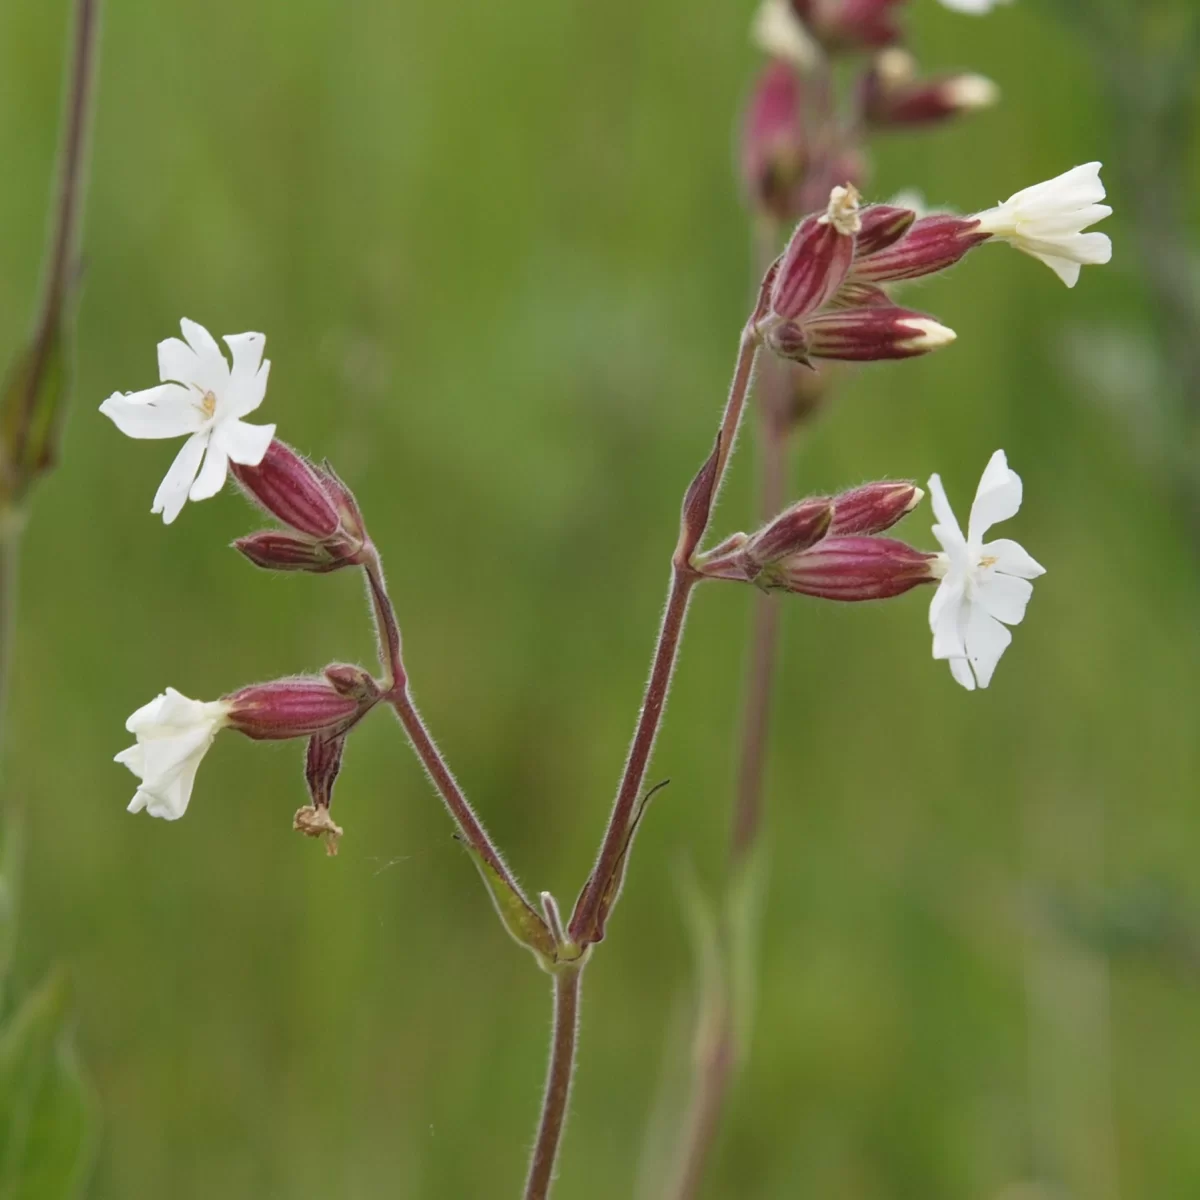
[457,841,556,967]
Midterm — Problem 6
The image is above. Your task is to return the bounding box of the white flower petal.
[964,605,1012,688]
[949,656,976,690]
[938,0,1011,11]
[224,332,265,381]
[985,537,1045,579]
[930,578,968,658]
[1035,254,1083,287]
[219,419,275,465]
[99,384,201,439]
[151,432,209,524]
[1005,163,1105,213]
[968,450,1022,543]
[927,473,964,541]
[189,442,229,501]
[977,572,1033,625]
[227,358,271,420]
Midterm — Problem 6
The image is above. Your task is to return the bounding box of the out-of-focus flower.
[973,163,1113,286]
[99,319,275,524]
[794,0,906,51]
[752,0,820,69]
[741,60,809,221]
[116,688,231,820]
[938,0,1013,14]
[928,450,1045,690]
[862,48,999,127]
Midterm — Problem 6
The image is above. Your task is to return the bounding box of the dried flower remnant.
[928,450,1045,689]
[99,319,275,523]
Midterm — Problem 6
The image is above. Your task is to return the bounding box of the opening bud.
[829,481,923,535]
[800,306,956,361]
[862,51,1000,128]
[225,670,379,741]
[768,185,861,322]
[743,497,834,569]
[759,536,938,600]
[851,213,990,283]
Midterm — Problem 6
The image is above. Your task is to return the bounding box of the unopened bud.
[829,481,923,535]
[801,306,956,361]
[797,0,904,52]
[851,213,990,283]
[744,497,834,568]
[769,185,860,321]
[761,536,937,600]
[322,663,379,702]
[854,205,917,257]
[231,440,342,540]
[225,672,377,741]
[234,530,358,574]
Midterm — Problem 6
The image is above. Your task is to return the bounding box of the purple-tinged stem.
[362,549,526,901]
[568,329,760,945]
[524,967,584,1200]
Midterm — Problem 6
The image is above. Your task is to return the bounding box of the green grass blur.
[2,0,1198,1196]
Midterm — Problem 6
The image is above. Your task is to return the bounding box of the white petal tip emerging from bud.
[751,0,820,70]
[899,318,957,350]
[820,185,862,235]
[943,74,1000,110]
[908,486,926,511]
[876,47,917,87]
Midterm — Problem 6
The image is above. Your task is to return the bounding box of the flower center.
[198,390,217,420]
[978,554,997,569]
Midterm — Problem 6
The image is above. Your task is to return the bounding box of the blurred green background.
[2,0,1199,1196]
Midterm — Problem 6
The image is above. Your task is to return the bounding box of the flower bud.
[234,530,358,574]
[854,205,916,257]
[850,213,990,283]
[761,536,937,600]
[862,51,1000,128]
[741,60,808,222]
[797,0,904,52]
[744,497,834,568]
[769,185,861,321]
[800,306,956,361]
[231,439,341,540]
[829,481,923,535]
[225,672,377,741]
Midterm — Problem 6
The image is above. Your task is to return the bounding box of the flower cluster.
[695,453,1044,689]
[101,322,383,840]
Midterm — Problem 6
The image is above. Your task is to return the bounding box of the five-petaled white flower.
[99,319,276,524]
[115,688,231,820]
[928,450,1045,691]
[974,163,1112,287]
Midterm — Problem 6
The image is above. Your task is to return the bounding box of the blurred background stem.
[0,0,99,750]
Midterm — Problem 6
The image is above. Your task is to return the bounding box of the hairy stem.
[0,522,18,745]
[363,550,527,900]
[10,0,99,472]
[569,330,760,945]
[524,967,584,1200]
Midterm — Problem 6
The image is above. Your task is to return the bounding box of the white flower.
[938,0,1013,13]
[927,450,1045,690]
[115,688,231,820]
[974,163,1112,287]
[100,319,276,524]
[751,0,819,71]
